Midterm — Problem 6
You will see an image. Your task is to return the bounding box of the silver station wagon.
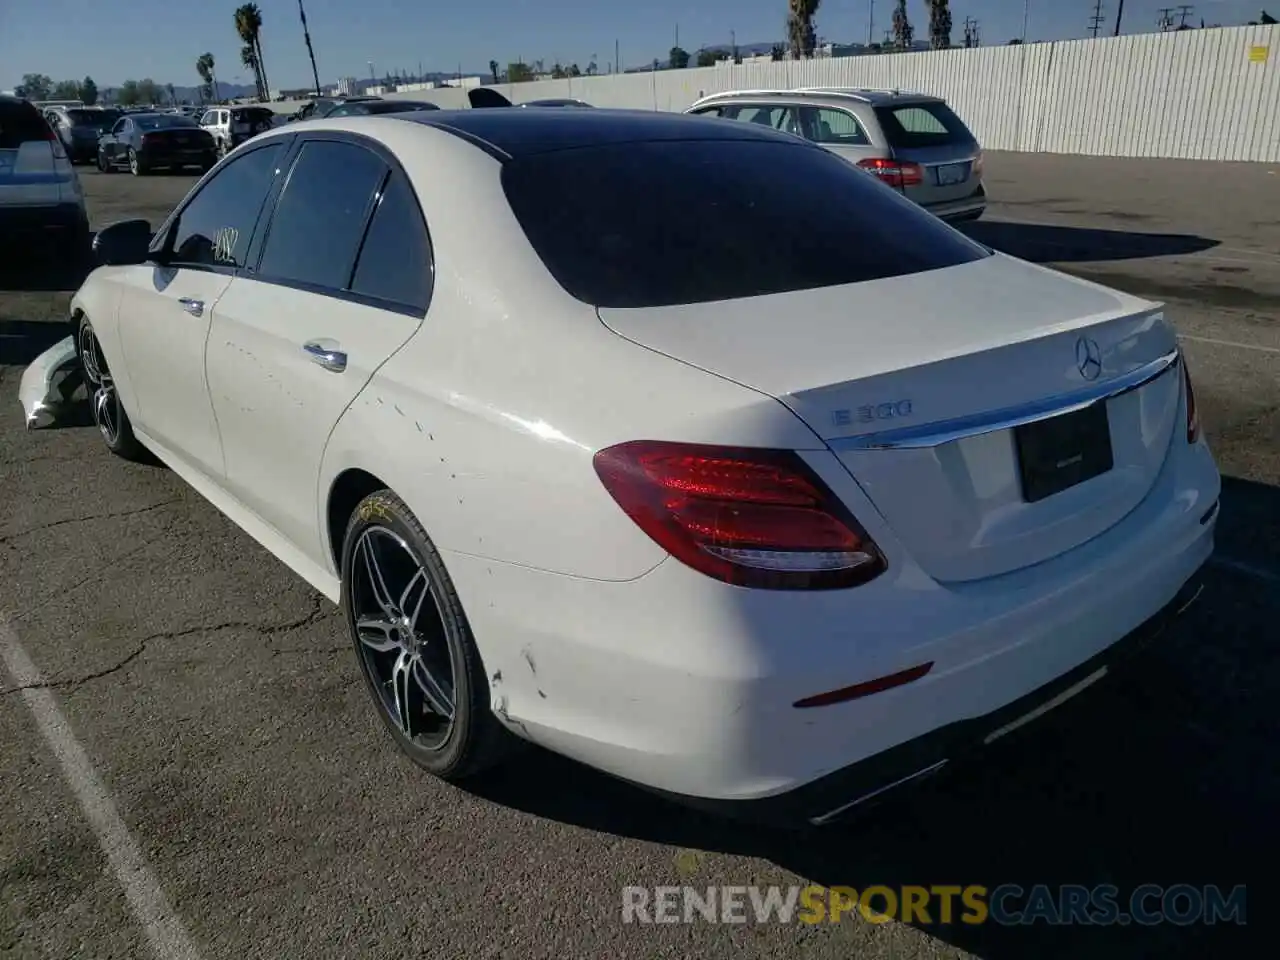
[686,87,986,222]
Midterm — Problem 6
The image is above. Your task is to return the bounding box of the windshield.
[68,109,122,130]
[135,115,199,131]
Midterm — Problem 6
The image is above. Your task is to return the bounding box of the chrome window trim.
[829,347,1181,452]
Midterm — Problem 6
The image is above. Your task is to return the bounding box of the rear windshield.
[233,108,273,120]
[874,101,975,148]
[0,100,51,148]
[500,139,990,309]
[136,115,199,130]
[68,109,121,130]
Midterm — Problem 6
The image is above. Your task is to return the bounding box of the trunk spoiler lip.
[829,347,1181,451]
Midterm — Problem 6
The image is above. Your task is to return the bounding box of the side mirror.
[93,219,153,267]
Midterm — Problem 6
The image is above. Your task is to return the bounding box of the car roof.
[397,107,808,159]
[692,87,943,107]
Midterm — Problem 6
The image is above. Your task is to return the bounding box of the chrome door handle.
[303,340,347,373]
[178,297,204,317]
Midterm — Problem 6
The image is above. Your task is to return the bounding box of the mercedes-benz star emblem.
[1076,337,1103,381]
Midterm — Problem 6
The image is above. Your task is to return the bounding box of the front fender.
[70,273,134,415]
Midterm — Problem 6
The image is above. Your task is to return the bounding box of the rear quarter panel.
[317,119,823,582]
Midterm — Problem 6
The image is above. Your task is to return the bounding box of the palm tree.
[241,44,263,100]
[297,0,322,97]
[927,0,953,50]
[892,0,914,50]
[234,4,270,101]
[196,52,219,103]
[786,0,822,59]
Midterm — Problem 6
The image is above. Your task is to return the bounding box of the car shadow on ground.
[958,220,1220,265]
[0,318,74,368]
[462,474,1271,958]
[0,234,97,294]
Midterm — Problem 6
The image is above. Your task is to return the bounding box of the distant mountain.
[101,71,488,105]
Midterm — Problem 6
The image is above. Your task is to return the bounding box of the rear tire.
[76,315,148,462]
[341,489,516,781]
[128,148,147,176]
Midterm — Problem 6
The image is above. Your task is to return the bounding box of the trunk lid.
[597,254,1182,583]
[144,128,202,148]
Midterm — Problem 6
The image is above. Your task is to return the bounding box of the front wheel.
[77,315,147,462]
[127,148,147,176]
[341,489,514,780]
[97,150,114,173]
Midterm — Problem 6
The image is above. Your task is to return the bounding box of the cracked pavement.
[0,156,1275,959]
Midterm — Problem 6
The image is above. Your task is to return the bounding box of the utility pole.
[1021,0,1031,42]
[963,17,981,47]
[1176,4,1194,28]
[1114,0,1125,35]
[868,0,875,45]
[1089,1,1106,38]
[1157,7,1175,30]
[615,38,621,73]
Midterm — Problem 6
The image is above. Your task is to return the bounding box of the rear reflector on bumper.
[794,662,934,708]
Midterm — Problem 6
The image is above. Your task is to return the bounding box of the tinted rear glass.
[136,115,198,130]
[501,139,990,308]
[67,109,119,128]
[0,100,50,148]
[874,101,974,148]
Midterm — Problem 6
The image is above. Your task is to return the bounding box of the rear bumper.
[139,147,216,168]
[0,203,89,247]
[66,138,101,162]
[663,573,1207,828]
[926,183,987,221]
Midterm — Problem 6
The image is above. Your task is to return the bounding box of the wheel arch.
[326,467,390,574]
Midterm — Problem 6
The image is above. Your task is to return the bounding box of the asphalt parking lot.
[1,152,1273,959]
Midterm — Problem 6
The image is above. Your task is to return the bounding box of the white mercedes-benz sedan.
[68,108,1219,827]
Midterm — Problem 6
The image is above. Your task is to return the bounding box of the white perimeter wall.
[275,25,1280,162]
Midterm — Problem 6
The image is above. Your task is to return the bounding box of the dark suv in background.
[43,106,124,164]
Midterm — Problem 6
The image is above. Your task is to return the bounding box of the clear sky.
[0,0,1266,91]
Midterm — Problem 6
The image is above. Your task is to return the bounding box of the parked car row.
[38,93,1215,830]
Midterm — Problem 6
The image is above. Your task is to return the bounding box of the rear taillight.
[1183,357,1200,443]
[593,441,887,590]
[857,157,924,189]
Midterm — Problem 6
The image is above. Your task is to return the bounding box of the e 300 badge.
[831,400,913,429]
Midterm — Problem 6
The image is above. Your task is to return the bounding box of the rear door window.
[501,138,990,309]
[255,139,387,291]
[874,101,975,148]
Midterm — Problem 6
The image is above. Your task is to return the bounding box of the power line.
[1089,1,1106,38]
